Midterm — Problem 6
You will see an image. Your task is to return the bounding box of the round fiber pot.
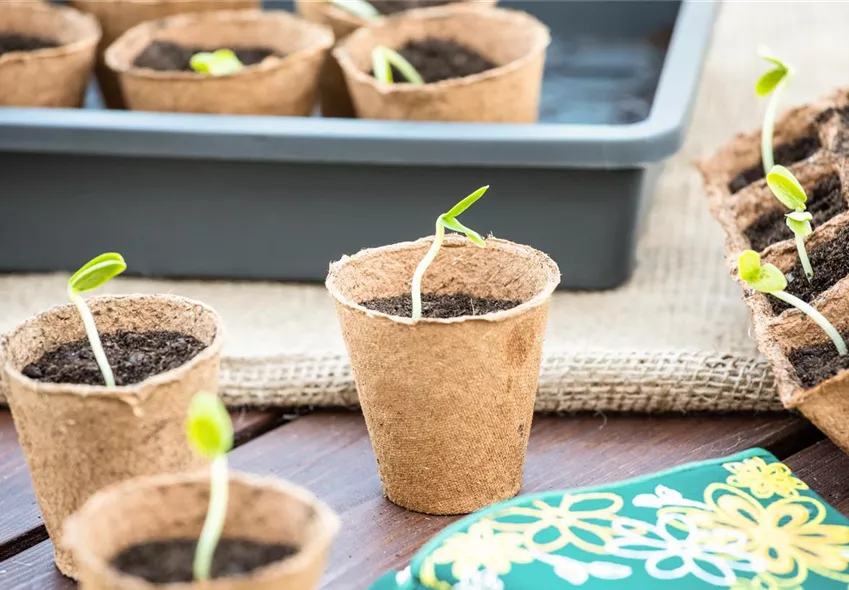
[295,0,496,118]
[104,9,333,115]
[0,2,100,107]
[326,236,560,514]
[70,0,259,109]
[63,471,341,590]
[334,4,549,122]
[0,295,224,578]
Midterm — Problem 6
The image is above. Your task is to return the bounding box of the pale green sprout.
[328,0,379,20]
[186,391,234,582]
[189,49,244,76]
[756,46,792,174]
[738,250,846,356]
[411,186,489,321]
[67,253,127,388]
[372,46,424,85]
[767,165,813,281]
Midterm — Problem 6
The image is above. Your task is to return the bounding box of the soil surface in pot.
[374,38,496,84]
[370,0,462,14]
[111,538,297,583]
[361,293,521,318]
[769,223,849,315]
[789,337,849,388]
[22,330,207,386]
[0,33,59,56]
[744,174,847,251]
[133,41,282,72]
[728,135,821,194]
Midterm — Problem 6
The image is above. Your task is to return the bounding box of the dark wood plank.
[784,439,849,513]
[0,412,821,589]
[0,541,74,590]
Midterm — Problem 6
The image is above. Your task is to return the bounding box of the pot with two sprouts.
[0,253,224,578]
[326,186,560,515]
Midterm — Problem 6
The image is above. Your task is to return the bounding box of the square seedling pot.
[701,88,849,453]
[0,0,716,290]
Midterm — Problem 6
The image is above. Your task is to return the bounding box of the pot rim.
[326,235,561,326]
[0,2,101,67]
[1,293,225,401]
[62,470,342,589]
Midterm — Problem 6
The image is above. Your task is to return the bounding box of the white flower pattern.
[531,550,632,585]
[452,568,505,590]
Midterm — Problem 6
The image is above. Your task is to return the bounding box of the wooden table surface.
[1,408,847,589]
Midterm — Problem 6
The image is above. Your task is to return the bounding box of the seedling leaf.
[186,392,233,459]
[329,0,379,20]
[372,46,424,85]
[190,49,244,76]
[738,250,787,293]
[767,165,807,210]
[758,45,789,70]
[68,253,126,294]
[442,215,486,247]
[446,185,489,218]
[756,68,788,98]
[786,210,813,236]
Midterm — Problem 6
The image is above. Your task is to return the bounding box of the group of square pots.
[0,234,559,587]
[701,90,849,454]
[1,0,551,122]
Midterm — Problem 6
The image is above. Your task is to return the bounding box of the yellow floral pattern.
[429,520,533,581]
[724,457,808,499]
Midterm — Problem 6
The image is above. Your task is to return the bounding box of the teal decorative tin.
[370,448,849,589]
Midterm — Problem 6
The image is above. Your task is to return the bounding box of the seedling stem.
[756,47,792,174]
[372,46,424,85]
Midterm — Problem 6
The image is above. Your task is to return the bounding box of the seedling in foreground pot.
[186,391,234,581]
[767,165,814,281]
[328,0,379,20]
[67,253,127,387]
[738,250,847,356]
[756,46,793,174]
[411,186,489,320]
[372,46,424,85]
[190,49,244,76]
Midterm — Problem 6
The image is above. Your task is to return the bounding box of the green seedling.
[738,250,846,356]
[372,46,424,85]
[411,186,489,321]
[767,165,813,281]
[756,46,792,175]
[67,253,127,387]
[186,391,234,582]
[190,49,244,76]
[328,0,379,20]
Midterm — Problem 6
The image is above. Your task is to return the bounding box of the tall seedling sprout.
[756,47,792,174]
[67,253,127,387]
[372,46,424,85]
[328,0,379,20]
[767,165,814,281]
[411,186,489,321]
[738,250,846,356]
[186,391,234,582]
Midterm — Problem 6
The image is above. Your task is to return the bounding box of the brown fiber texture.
[334,4,548,122]
[700,89,849,454]
[70,0,258,109]
[0,2,100,107]
[104,9,333,115]
[326,236,560,514]
[63,471,340,590]
[0,295,224,579]
[295,0,497,118]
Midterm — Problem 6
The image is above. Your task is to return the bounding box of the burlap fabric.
[4,2,845,413]
[64,471,340,590]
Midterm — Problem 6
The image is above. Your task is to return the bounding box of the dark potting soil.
[110,538,297,584]
[370,0,460,14]
[0,33,59,56]
[133,40,281,72]
[360,293,521,318]
[375,38,496,84]
[789,337,849,389]
[744,174,847,251]
[22,331,207,386]
[768,223,849,315]
[727,135,821,194]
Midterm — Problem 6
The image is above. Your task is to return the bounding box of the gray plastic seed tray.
[0,0,717,289]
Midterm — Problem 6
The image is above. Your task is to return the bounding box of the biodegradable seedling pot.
[70,0,258,109]
[0,2,100,107]
[104,10,333,115]
[63,471,341,589]
[295,0,497,118]
[0,294,224,578]
[326,236,560,514]
[334,4,549,123]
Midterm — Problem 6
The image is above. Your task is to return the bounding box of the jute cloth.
[2,2,843,412]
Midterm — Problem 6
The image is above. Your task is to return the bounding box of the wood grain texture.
[785,439,849,513]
